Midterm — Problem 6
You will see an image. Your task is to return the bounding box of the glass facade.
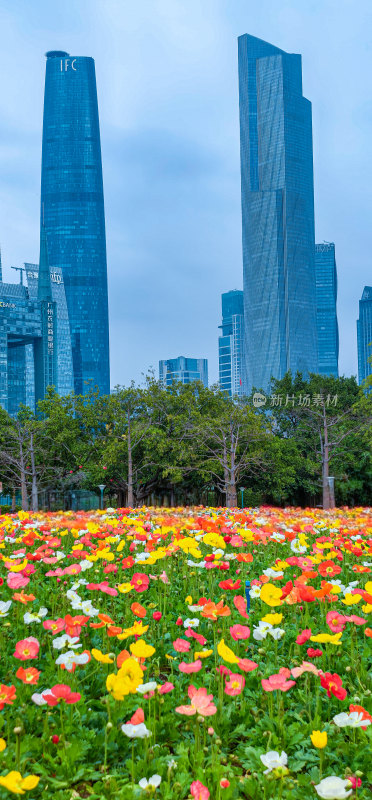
[41,51,110,396]
[159,357,208,388]
[357,286,372,385]
[315,243,339,377]
[238,34,318,393]
[218,290,244,396]
[0,282,42,413]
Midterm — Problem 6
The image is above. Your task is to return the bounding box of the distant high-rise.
[238,34,318,393]
[315,243,339,377]
[357,286,372,385]
[218,290,244,396]
[159,357,208,388]
[40,51,110,396]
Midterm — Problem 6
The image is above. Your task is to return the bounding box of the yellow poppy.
[217,638,239,664]
[310,730,327,749]
[91,649,114,664]
[260,583,282,607]
[310,632,342,644]
[130,639,156,659]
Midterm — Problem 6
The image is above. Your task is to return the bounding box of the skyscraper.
[40,50,110,396]
[159,357,208,388]
[218,290,244,396]
[315,243,339,377]
[357,286,372,385]
[238,34,318,393]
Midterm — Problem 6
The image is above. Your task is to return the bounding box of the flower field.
[0,506,371,799]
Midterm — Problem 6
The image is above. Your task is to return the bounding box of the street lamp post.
[98,484,106,511]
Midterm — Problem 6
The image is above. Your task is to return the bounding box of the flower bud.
[13,727,22,736]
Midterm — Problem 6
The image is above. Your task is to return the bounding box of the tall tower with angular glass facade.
[238,35,318,393]
[357,286,372,386]
[40,50,110,396]
[315,243,339,377]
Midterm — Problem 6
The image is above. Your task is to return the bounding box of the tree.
[268,373,372,509]
[183,387,269,508]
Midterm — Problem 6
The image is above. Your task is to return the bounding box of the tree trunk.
[127,411,134,507]
[29,431,38,512]
[12,488,16,512]
[322,403,330,510]
[19,452,29,511]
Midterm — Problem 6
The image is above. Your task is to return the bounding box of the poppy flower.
[13,637,40,661]
[176,685,217,717]
[233,595,250,619]
[318,561,342,578]
[262,669,296,692]
[16,667,40,685]
[131,602,147,619]
[229,624,250,641]
[130,573,150,593]
[0,684,16,710]
[190,780,210,800]
[225,673,245,696]
[42,684,81,705]
[320,672,347,700]
[178,660,203,673]
[173,638,191,653]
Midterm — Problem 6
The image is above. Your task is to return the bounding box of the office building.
[315,243,339,377]
[238,34,318,393]
[159,357,208,388]
[40,50,110,396]
[357,286,372,385]
[218,290,244,396]
[0,229,73,414]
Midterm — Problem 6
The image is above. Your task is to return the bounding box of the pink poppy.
[291,661,319,678]
[45,568,64,577]
[43,619,65,635]
[229,623,250,641]
[130,572,150,593]
[158,682,174,694]
[326,610,347,633]
[237,658,258,672]
[225,673,245,696]
[233,595,250,619]
[86,581,118,597]
[173,638,191,653]
[296,628,312,645]
[176,685,217,717]
[184,628,207,645]
[13,637,40,660]
[178,660,203,674]
[190,780,210,800]
[63,564,82,576]
[262,668,296,692]
[344,614,366,626]
[7,573,29,590]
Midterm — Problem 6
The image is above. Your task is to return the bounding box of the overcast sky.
[0,0,371,387]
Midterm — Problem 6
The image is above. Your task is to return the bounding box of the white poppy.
[136,682,158,694]
[333,711,370,728]
[121,722,152,738]
[53,634,81,650]
[138,774,161,790]
[23,607,48,624]
[260,750,288,774]
[0,601,12,617]
[55,650,90,671]
[314,776,352,799]
[183,618,199,628]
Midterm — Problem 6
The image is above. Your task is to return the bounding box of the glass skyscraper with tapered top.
[238,35,318,394]
[315,243,339,377]
[40,50,110,396]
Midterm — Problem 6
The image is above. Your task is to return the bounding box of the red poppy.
[318,561,342,578]
[130,573,150,593]
[16,667,40,685]
[43,684,81,706]
[218,579,241,591]
[320,671,347,700]
[0,684,16,710]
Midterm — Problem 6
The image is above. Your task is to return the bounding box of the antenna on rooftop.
[11,266,26,286]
